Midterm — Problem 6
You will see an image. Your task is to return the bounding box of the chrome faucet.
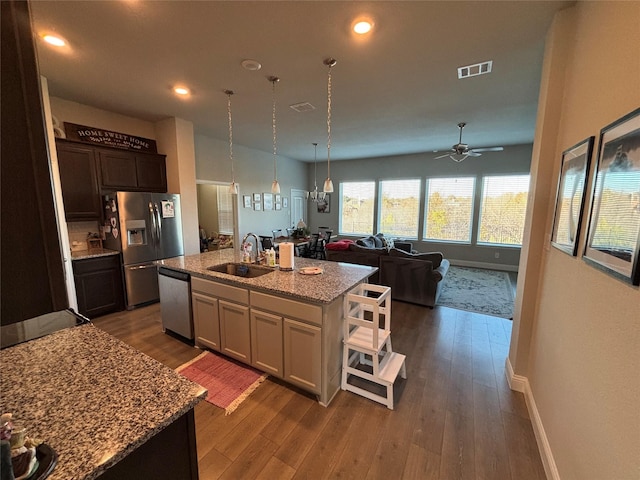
[241,232,261,263]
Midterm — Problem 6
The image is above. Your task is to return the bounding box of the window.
[339,181,375,235]
[217,187,234,234]
[478,174,530,246]
[424,177,475,242]
[378,179,421,238]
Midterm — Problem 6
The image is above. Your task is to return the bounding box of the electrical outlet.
[494,252,500,259]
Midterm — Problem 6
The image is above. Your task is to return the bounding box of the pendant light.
[323,58,336,193]
[306,143,326,202]
[225,89,238,195]
[269,76,281,194]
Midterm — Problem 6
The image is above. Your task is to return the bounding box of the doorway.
[196,181,239,252]
[290,188,307,228]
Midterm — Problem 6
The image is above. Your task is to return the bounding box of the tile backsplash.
[68,221,101,252]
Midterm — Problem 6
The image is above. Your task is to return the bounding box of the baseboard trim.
[505,359,560,480]
[449,259,519,272]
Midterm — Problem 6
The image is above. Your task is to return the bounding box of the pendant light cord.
[272,79,277,181]
[326,63,332,179]
[225,90,235,183]
[313,142,318,189]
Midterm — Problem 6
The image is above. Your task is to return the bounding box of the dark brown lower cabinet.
[73,255,124,318]
[99,410,199,480]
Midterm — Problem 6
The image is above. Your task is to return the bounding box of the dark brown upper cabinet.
[98,148,167,192]
[56,140,102,221]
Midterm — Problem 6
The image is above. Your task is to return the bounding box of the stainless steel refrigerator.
[103,192,184,309]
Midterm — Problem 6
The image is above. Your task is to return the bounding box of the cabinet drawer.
[191,277,248,305]
[72,254,120,274]
[251,291,322,326]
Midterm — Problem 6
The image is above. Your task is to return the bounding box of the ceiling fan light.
[271,180,281,194]
[323,178,334,193]
[229,182,239,195]
[318,191,326,201]
[450,154,468,163]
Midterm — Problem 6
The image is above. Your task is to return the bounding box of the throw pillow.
[373,233,385,248]
[326,239,353,251]
[388,248,443,268]
[356,236,377,248]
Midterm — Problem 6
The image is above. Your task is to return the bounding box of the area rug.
[436,266,515,319]
[176,351,268,415]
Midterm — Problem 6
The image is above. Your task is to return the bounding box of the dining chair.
[259,235,274,251]
[318,229,333,243]
[272,229,285,239]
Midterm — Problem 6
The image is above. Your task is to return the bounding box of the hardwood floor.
[93,301,545,480]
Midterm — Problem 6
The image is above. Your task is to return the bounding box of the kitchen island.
[0,322,206,480]
[158,249,377,406]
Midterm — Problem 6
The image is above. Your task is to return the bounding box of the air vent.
[289,102,316,113]
[458,60,493,79]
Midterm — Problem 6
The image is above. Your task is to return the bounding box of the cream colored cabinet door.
[250,309,283,378]
[191,292,220,352]
[219,300,251,363]
[283,318,321,394]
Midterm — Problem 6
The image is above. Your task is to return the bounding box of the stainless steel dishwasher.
[158,267,193,340]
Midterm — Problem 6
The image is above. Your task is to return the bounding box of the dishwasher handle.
[158,267,190,282]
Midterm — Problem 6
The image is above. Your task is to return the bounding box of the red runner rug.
[176,351,268,415]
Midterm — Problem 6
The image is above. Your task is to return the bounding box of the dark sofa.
[325,235,449,307]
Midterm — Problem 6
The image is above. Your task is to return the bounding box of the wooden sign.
[63,122,157,153]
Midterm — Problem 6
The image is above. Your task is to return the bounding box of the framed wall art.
[550,137,594,256]
[253,201,262,211]
[253,193,261,202]
[263,193,273,211]
[317,194,330,213]
[243,195,252,208]
[282,197,288,208]
[583,107,640,285]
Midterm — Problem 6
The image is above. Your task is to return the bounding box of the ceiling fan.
[434,122,504,162]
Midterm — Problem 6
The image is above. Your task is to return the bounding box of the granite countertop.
[71,248,120,260]
[0,324,206,480]
[157,249,377,304]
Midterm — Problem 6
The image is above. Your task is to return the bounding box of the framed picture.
[253,193,261,202]
[253,201,262,211]
[583,107,640,285]
[275,194,281,203]
[275,202,282,211]
[317,194,330,213]
[550,137,594,256]
[263,193,273,210]
[243,195,252,208]
[282,197,288,208]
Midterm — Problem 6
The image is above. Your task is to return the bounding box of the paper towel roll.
[279,242,295,270]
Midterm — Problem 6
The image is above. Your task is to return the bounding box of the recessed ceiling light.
[173,86,190,96]
[353,20,373,35]
[42,34,66,47]
[241,59,262,71]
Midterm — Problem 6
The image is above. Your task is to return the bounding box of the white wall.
[196,184,219,237]
[155,117,199,255]
[510,3,640,479]
[194,134,307,241]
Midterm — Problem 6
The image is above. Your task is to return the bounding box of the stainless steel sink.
[207,262,274,278]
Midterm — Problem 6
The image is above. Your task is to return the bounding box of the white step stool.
[341,283,407,409]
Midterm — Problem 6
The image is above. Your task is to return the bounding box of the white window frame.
[424,176,476,244]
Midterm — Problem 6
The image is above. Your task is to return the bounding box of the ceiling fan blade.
[433,153,452,159]
[467,151,482,157]
[471,146,504,153]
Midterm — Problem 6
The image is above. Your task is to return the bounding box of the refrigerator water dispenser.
[126,220,148,246]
